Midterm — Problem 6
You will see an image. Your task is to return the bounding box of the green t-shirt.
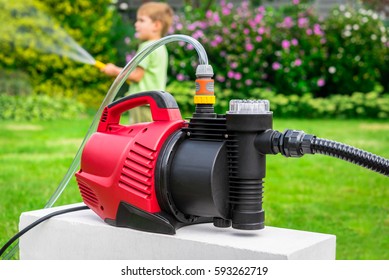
[128,40,168,95]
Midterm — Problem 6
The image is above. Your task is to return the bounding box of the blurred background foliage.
[0,0,131,112]
[0,0,388,119]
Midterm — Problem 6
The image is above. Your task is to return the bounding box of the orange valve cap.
[195,79,214,95]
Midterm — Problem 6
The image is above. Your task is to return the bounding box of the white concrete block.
[19,203,336,260]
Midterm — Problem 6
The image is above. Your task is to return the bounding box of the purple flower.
[294,58,302,66]
[227,71,234,78]
[306,29,313,35]
[256,36,263,42]
[245,43,254,52]
[281,40,290,49]
[293,0,300,4]
[126,53,134,63]
[272,62,281,70]
[199,21,208,29]
[313,24,324,36]
[248,19,256,29]
[210,35,223,47]
[244,28,250,35]
[216,75,225,82]
[298,17,309,28]
[222,7,231,15]
[291,38,298,46]
[215,35,223,43]
[257,27,265,35]
[124,37,131,44]
[175,23,183,30]
[282,17,293,28]
[177,74,185,81]
[255,14,263,24]
[257,6,265,13]
[231,62,238,69]
[245,79,253,86]
[211,40,218,47]
[234,72,242,80]
[187,23,196,31]
[192,30,204,39]
[317,78,325,87]
[213,13,221,24]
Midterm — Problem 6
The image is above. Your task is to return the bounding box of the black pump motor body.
[157,106,273,232]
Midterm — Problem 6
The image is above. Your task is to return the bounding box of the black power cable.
[0,205,89,259]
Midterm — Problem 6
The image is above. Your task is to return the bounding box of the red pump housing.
[76,91,185,228]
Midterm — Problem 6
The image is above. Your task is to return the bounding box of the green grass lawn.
[0,117,388,259]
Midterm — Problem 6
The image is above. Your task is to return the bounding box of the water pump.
[75,65,389,235]
[76,62,272,233]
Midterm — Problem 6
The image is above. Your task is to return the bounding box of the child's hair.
[137,2,174,36]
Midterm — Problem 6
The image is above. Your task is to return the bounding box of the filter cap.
[228,99,270,114]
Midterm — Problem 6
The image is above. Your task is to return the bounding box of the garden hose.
[310,137,389,176]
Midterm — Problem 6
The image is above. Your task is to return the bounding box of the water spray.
[0,0,107,70]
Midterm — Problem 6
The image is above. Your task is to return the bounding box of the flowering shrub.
[324,5,388,95]
[167,0,388,98]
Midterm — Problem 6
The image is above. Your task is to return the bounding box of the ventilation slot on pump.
[78,182,99,207]
[119,142,156,199]
[100,108,109,123]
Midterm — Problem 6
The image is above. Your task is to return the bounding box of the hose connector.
[194,64,214,104]
[279,129,316,157]
[193,64,216,117]
[256,129,315,157]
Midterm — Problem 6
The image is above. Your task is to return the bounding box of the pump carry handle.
[98,91,182,131]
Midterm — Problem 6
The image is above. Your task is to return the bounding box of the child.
[102,2,174,102]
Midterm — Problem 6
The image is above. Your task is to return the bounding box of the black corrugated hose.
[256,129,389,177]
[311,137,389,176]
